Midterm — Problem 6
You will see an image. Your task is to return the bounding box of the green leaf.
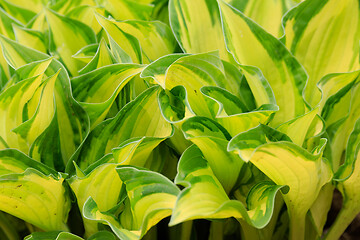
[225,0,297,37]
[0,168,70,231]
[95,14,142,63]
[25,231,83,240]
[228,124,291,162]
[68,163,124,237]
[78,38,116,75]
[72,86,173,171]
[0,36,90,170]
[246,141,332,240]
[283,0,360,106]
[44,8,96,76]
[170,145,284,229]
[116,166,180,238]
[72,63,143,128]
[325,118,360,240]
[13,25,47,53]
[182,116,243,193]
[99,0,154,21]
[83,197,140,240]
[218,0,307,125]
[169,0,232,61]
[108,20,177,63]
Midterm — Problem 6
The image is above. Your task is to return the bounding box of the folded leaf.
[13,25,46,53]
[73,86,173,170]
[169,0,232,61]
[170,145,284,229]
[219,0,307,125]
[72,64,143,128]
[283,0,360,106]
[45,8,96,75]
[0,168,70,231]
[247,141,332,240]
[116,166,180,237]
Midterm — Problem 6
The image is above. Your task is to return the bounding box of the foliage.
[0,0,359,240]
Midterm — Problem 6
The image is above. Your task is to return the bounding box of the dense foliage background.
[0,0,359,239]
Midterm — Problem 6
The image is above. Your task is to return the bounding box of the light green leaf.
[142,52,232,119]
[219,0,307,125]
[327,82,360,170]
[68,162,124,237]
[66,5,103,34]
[0,168,70,231]
[72,63,143,128]
[78,38,116,75]
[13,25,46,53]
[72,43,98,64]
[116,166,180,238]
[283,0,360,107]
[99,0,154,21]
[110,20,177,63]
[95,14,142,63]
[225,0,297,37]
[238,65,276,108]
[44,8,96,76]
[169,0,232,61]
[277,108,323,146]
[181,116,243,193]
[25,231,83,240]
[73,86,173,170]
[325,118,360,240]
[83,197,140,240]
[319,70,360,127]
[170,145,284,229]
[0,36,90,170]
[246,141,332,240]
[0,0,36,24]
[228,124,291,162]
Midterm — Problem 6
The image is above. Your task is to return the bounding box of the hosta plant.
[0,0,359,240]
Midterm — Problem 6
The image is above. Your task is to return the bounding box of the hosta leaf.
[72,43,98,64]
[50,0,96,15]
[0,69,51,152]
[99,0,154,21]
[95,14,142,63]
[218,0,307,125]
[142,52,232,119]
[0,0,46,14]
[68,163,124,237]
[25,231,83,240]
[83,197,140,240]
[245,141,332,240]
[0,0,36,24]
[78,38,116,75]
[73,86,173,170]
[13,71,58,147]
[109,20,177,63]
[169,0,232,61]
[116,166,180,237]
[170,145,284,229]
[0,7,22,39]
[277,108,323,146]
[228,124,291,162]
[182,117,243,193]
[325,118,360,240]
[238,65,276,108]
[319,71,360,127]
[44,8,96,75]
[66,5,103,34]
[327,82,360,170]
[0,168,70,231]
[13,25,46,53]
[0,149,57,177]
[215,104,278,137]
[225,0,297,37]
[0,36,89,169]
[283,0,360,107]
[72,63,143,128]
